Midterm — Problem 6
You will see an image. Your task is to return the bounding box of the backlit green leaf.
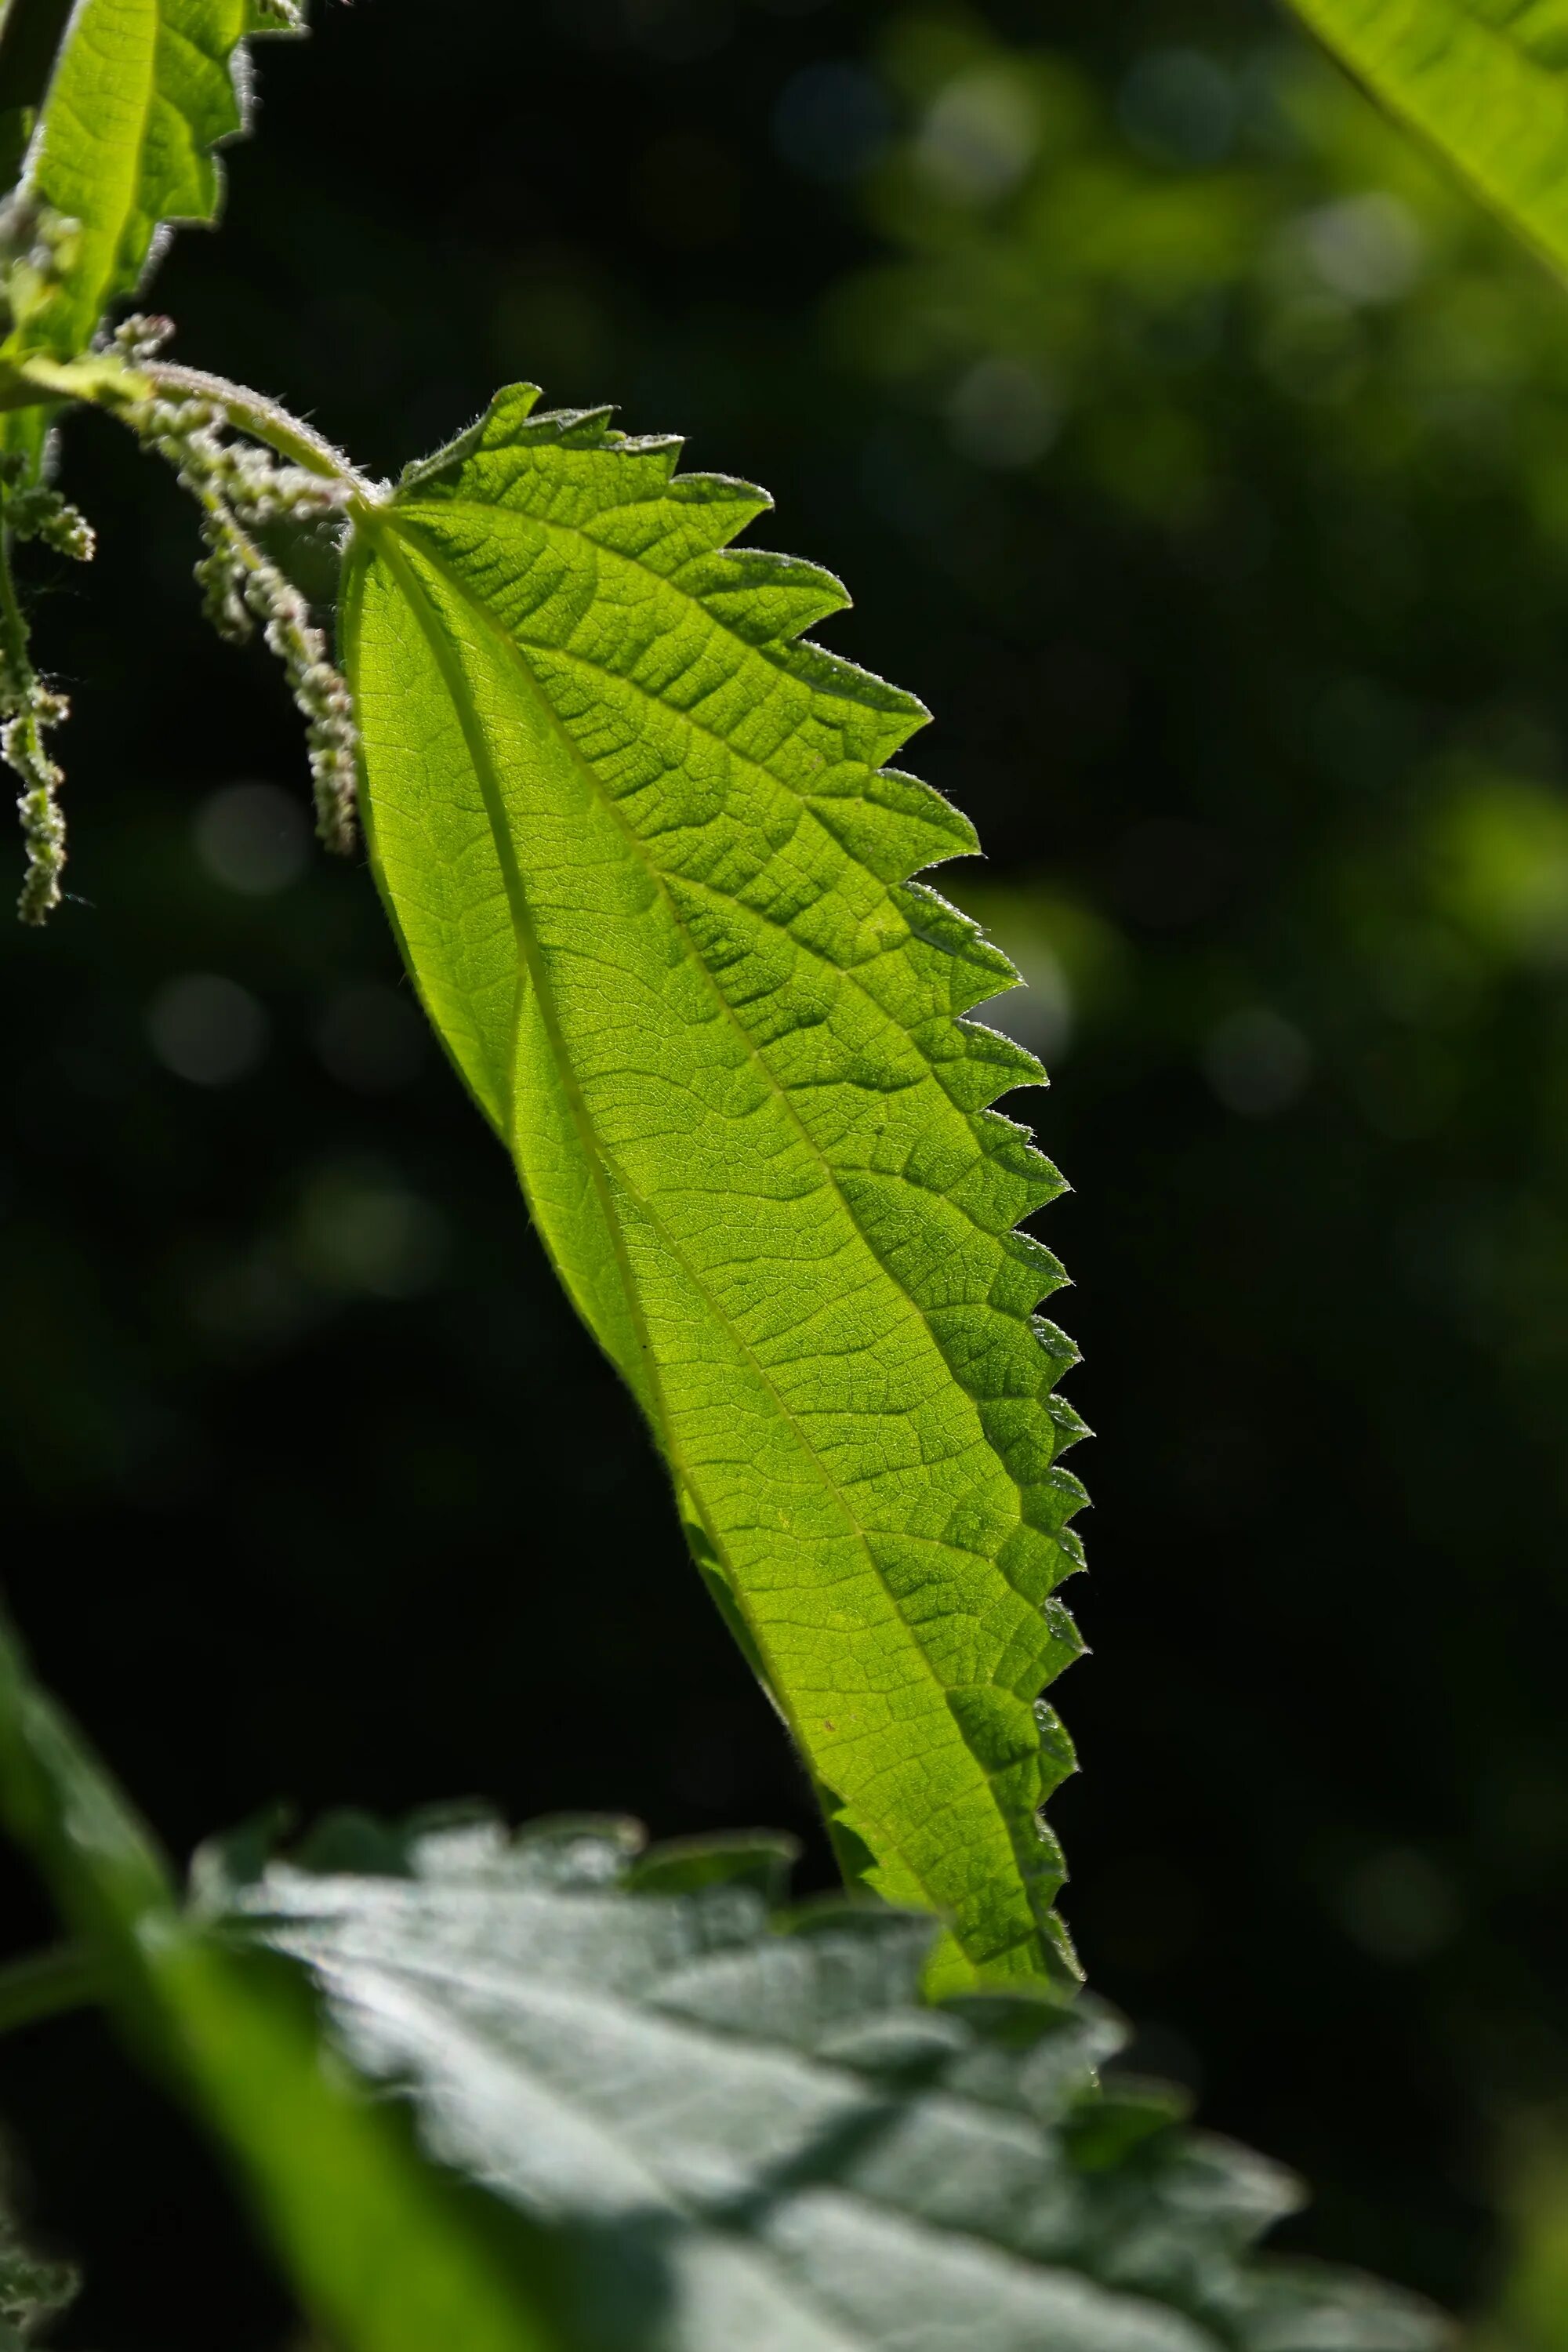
[1285,0,1568,278]
[20,0,302,358]
[344,387,1091,1993]
[220,1806,1446,2352]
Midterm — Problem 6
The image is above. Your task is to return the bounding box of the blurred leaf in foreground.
[216,1804,1448,2352]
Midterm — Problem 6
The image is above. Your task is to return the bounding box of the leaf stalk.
[0,1941,98,2035]
[136,359,382,508]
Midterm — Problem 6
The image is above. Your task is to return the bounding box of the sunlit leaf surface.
[347,387,1091,1990]
[23,0,301,357]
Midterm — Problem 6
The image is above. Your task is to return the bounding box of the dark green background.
[4,0,1566,2339]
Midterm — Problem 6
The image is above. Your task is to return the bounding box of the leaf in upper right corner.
[225,1805,1450,2352]
[18,0,304,361]
[1285,0,1568,281]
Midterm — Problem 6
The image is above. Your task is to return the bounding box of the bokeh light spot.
[193,781,311,896]
[915,68,1040,205]
[147,975,270,1087]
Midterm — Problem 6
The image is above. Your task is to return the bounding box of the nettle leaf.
[1286,0,1568,278]
[19,0,303,359]
[0,1614,564,2352]
[217,1808,1445,2352]
[344,387,1088,1993]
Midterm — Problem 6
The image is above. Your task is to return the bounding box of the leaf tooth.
[659,468,775,540]
[1035,1466,1091,1535]
[1054,1527,1087,1577]
[998,1525,1082,1614]
[1034,1698,1080,1792]
[900,879,1022,1000]
[1044,1394,1092,1456]
[1030,1316,1082,1380]
[521,401,623,446]
[942,1022,1048,1111]
[992,1609,1075,1703]
[971,1108,1068,1210]
[807,767,971,885]
[991,1230,1070,1314]
[396,387,544,492]
[679,546,852,644]
[771,641,931,772]
[597,477,780,573]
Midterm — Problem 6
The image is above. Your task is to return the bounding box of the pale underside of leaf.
[23,0,298,358]
[228,1812,1447,2352]
[1287,0,1568,278]
[344,387,1091,1993]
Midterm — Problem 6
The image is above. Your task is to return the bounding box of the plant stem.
[139,361,381,503]
[0,1942,98,2035]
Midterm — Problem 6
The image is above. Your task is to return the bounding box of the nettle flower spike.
[0,458,95,926]
[0,456,96,564]
[118,327,361,856]
[5,681,69,928]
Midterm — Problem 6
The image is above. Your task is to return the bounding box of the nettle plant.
[0,1,1555,2345]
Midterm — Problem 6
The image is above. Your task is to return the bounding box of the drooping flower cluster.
[118,328,361,855]
[0,456,96,925]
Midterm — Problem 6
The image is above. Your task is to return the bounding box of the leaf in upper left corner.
[18,0,304,361]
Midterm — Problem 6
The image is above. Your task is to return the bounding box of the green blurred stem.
[0,1942,98,2035]
[0,508,27,662]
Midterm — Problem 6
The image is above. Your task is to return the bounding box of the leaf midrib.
[390,502,1054,1279]
[355,521,672,1432]
[362,514,1048,1936]
[386,512,1033,1490]
[381,515,1044,1595]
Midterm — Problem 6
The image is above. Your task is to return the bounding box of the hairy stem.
[139,360,380,506]
[0,1941,98,2035]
